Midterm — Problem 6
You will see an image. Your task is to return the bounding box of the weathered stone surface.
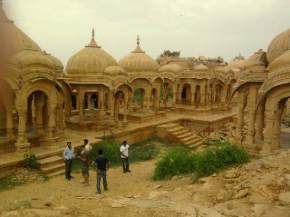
[279,192,290,206]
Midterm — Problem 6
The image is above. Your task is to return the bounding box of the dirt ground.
[1,149,290,217]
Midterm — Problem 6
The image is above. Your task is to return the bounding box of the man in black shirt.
[94,149,109,194]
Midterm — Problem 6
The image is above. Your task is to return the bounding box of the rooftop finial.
[132,34,144,53]
[87,27,100,48]
[92,28,95,40]
[137,35,140,47]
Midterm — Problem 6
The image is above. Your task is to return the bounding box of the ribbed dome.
[10,49,56,69]
[159,63,183,73]
[268,49,290,72]
[119,36,159,72]
[0,3,40,56]
[66,30,117,75]
[267,28,290,63]
[104,66,127,77]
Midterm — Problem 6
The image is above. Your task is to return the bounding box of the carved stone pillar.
[15,108,30,153]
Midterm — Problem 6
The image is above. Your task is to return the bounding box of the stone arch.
[133,88,146,109]
[181,83,192,105]
[260,85,290,153]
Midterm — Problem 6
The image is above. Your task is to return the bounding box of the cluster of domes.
[66,34,159,78]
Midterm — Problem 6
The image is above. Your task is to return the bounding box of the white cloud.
[4,0,290,65]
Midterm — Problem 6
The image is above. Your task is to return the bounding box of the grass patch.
[153,140,250,180]
[0,176,24,192]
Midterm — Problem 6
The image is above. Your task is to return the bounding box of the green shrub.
[23,153,40,170]
[153,147,193,180]
[153,141,250,180]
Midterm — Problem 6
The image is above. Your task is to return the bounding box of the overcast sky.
[4,0,290,65]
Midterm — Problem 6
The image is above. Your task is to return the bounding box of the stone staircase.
[38,155,65,177]
[157,122,204,149]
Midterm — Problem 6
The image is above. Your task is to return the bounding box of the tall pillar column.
[200,83,206,107]
[191,84,196,107]
[78,90,85,124]
[172,85,177,107]
[255,105,264,146]
[6,107,14,140]
[47,104,57,139]
[261,110,274,155]
[108,91,115,119]
[145,89,151,109]
[15,108,30,153]
[245,86,257,148]
[237,92,245,144]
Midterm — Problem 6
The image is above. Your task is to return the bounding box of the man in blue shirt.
[63,142,74,180]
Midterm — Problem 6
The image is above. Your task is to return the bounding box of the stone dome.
[45,52,63,72]
[194,63,208,71]
[104,65,127,77]
[228,54,246,69]
[159,63,183,73]
[119,36,159,72]
[268,49,290,72]
[267,28,290,63]
[66,30,117,75]
[10,49,56,69]
[0,3,40,56]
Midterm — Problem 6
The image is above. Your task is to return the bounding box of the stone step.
[180,135,199,143]
[39,156,64,168]
[42,163,65,174]
[176,132,193,139]
[47,170,64,178]
[158,122,179,128]
[168,126,184,132]
[184,138,204,146]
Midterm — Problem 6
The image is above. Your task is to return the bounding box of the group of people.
[63,140,130,194]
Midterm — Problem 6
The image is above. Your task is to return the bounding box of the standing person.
[79,139,92,186]
[63,142,74,180]
[120,141,130,173]
[95,149,109,194]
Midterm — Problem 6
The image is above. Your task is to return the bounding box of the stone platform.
[0,111,236,177]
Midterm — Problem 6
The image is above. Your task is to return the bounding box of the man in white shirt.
[120,141,130,173]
